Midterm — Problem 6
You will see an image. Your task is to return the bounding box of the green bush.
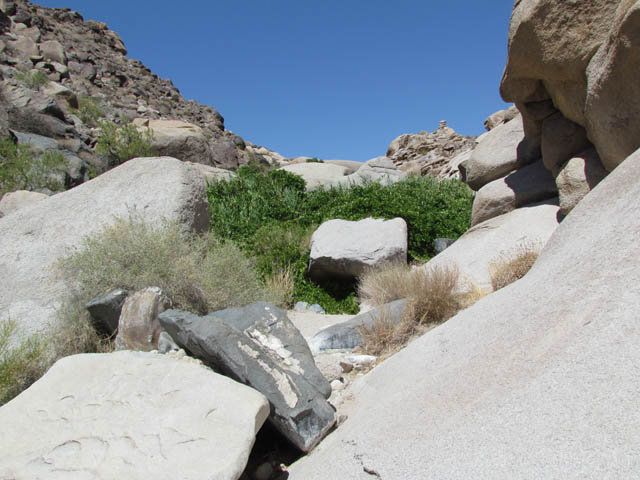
[207,168,472,313]
[96,119,154,166]
[306,157,324,163]
[0,137,66,196]
[71,96,104,126]
[15,70,49,90]
[57,214,283,316]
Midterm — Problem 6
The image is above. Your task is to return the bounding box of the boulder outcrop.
[0,157,208,337]
[0,351,270,480]
[289,147,640,480]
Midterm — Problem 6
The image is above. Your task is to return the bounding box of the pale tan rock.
[0,190,48,217]
[185,161,235,183]
[115,287,172,352]
[0,351,270,480]
[39,39,66,64]
[281,162,349,190]
[556,148,608,216]
[471,160,557,226]
[41,80,78,110]
[541,112,591,175]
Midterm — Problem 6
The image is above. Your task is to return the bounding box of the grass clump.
[0,320,49,406]
[96,118,154,166]
[207,167,472,313]
[71,96,104,126]
[16,70,49,90]
[0,137,66,196]
[357,263,472,357]
[489,242,541,291]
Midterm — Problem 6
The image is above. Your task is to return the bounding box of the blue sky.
[38,0,514,161]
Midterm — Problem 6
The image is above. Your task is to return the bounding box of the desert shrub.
[306,157,324,163]
[0,319,49,406]
[489,242,541,291]
[207,169,472,313]
[71,96,104,126]
[0,137,66,196]
[57,215,282,317]
[16,70,49,90]
[95,119,154,166]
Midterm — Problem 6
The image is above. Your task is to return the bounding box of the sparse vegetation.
[306,157,324,163]
[207,167,472,313]
[489,242,541,291]
[96,118,154,166]
[0,137,66,196]
[71,96,104,126]
[15,70,49,90]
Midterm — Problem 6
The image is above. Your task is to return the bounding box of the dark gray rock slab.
[159,302,336,452]
[308,299,407,353]
[85,288,129,335]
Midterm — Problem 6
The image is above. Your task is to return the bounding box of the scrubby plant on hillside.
[96,118,154,166]
[0,137,66,196]
[15,70,49,90]
[207,167,472,313]
[71,96,104,126]
[489,242,541,291]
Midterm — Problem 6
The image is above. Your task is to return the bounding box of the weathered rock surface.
[324,159,362,174]
[424,200,560,293]
[185,161,235,183]
[500,0,640,172]
[308,218,408,281]
[114,287,172,352]
[471,159,557,226]
[290,147,640,480]
[556,148,608,216]
[281,162,349,190]
[459,114,540,191]
[484,105,518,131]
[0,351,270,480]
[0,189,47,217]
[85,288,129,336]
[338,156,407,187]
[159,302,335,452]
[0,157,208,336]
[308,300,407,353]
[386,120,475,178]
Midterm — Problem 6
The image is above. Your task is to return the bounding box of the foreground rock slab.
[0,157,209,336]
[290,148,640,479]
[159,302,335,452]
[0,351,269,480]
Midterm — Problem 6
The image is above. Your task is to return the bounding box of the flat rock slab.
[0,157,209,337]
[281,163,349,190]
[0,351,269,480]
[159,302,335,452]
[289,148,640,479]
[309,217,408,281]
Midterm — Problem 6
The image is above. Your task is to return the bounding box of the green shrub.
[207,169,472,313]
[0,137,66,196]
[95,119,154,166]
[71,96,104,126]
[306,157,324,163]
[0,319,49,406]
[57,214,283,316]
[15,70,49,90]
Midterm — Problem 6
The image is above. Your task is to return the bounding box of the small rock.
[294,301,309,312]
[85,288,129,335]
[309,303,325,314]
[434,238,456,254]
[345,354,377,369]
[330,379,345,391]
[340,361,354,373]
[253,462,274,480]
[157,331,179,354]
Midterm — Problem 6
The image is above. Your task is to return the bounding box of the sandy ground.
[286,310,354,340]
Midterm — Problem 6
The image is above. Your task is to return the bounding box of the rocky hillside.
[0,0,285,186]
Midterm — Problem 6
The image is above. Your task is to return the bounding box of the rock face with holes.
[159,302,335,453]
[0,157,209,337]
[308,217,408,281]
[0,351,270,480]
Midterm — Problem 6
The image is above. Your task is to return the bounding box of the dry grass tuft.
[489,242,541,291]
[265,266,295,308]
[357,263,466,356]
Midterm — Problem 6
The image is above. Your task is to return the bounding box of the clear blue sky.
[38,0,514,161]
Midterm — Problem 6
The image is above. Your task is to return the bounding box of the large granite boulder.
[308,217,408,282]
[281,162,349,190]
[0,189,48,217]
[339,156,407,187]
[135,119,212,165]
[423,199,560,293]
[501,0,640,172]
[0,157,209,337]
[0,351,269,480]
[289,146,640,480]
[459,114,540,191]
[471,159,557,226]
[308,300,407,353]
[556,148,608,216]
[159,302,335,452]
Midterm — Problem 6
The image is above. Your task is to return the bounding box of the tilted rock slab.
[159,302,335,452]
[0,351,270,480]
[289,147,640,479]
[0,157,209,336]
[308,217,408,281]
[114,287,172,352]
